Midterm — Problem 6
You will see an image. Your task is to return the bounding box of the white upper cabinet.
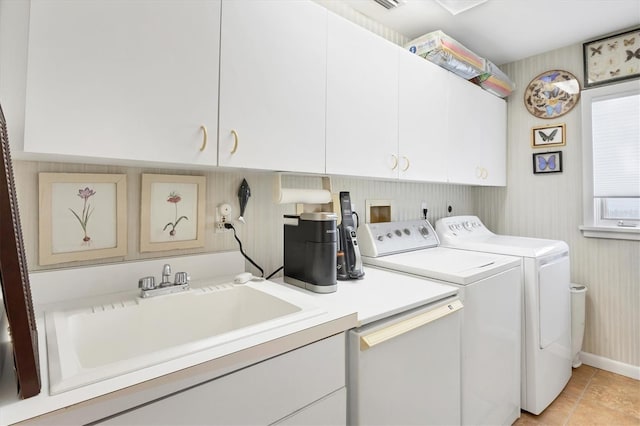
[325,13,399,179]
[23,0,220,166]
[218,0,327,173]
[447,74,507,186]
[18,0,507,184]
[398,50,450,182]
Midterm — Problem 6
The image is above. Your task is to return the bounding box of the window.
[581,79,640,240]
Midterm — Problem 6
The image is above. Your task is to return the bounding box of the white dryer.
[358,219,522,426]
[436,215,571,415]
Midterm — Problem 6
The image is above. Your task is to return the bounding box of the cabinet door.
[326,13,399,179]
[24,0,220,166]
[218,0,327,173]
[447,75,507,186]
[478,89,507,186]
[398,50,449,182]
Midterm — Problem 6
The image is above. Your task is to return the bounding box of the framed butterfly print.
[533,151,563,174]
[583,27,640,88]
[524,70,580,119]
[531,123,566,148]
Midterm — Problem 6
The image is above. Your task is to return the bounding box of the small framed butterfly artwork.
[532,151,563,174]
[531,123,566,148]
[583,27,640,88]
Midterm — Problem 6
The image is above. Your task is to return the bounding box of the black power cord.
[224,223,264,277]
[266,266,283,280]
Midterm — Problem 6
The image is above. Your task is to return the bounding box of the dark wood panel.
[0,103,40,398]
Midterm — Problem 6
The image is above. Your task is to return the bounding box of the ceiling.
[340,0,640,65]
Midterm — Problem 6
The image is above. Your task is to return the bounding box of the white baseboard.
[580,351,640,380]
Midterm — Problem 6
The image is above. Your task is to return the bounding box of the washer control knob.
[395,229,402,237]
[377,235,384,241]
[403,228,411,235]
[386,232,393,239]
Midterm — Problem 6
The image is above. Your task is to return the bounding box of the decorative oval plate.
[524,70,581,119]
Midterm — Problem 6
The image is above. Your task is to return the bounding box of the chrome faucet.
[138,263,190,298]
[160,263,172,287]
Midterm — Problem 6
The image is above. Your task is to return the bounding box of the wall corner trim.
[580,351,640,380]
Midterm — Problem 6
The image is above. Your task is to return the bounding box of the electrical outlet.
[215,203,232,233]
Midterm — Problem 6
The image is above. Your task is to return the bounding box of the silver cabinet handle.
[360,299,463,350]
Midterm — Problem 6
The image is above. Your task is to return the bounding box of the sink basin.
[45,282,324,394]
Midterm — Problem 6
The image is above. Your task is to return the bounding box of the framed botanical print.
[140,174,206,252]
[39,173,128,265]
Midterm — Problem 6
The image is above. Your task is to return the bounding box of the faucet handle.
[138,276,156,290]
[174,272,190,286]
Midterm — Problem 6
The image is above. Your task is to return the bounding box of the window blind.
[591,93,640,197]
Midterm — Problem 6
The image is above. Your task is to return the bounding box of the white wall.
[474,44,640,368]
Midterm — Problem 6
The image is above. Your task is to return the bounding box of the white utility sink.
[45,282,324,394]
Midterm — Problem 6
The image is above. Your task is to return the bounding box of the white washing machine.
[436,215,571,415]
[358,220,522,426]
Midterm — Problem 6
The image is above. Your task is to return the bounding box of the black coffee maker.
[337,192,365,280]
[283,212,338,293]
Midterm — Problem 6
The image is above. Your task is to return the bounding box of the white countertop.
[0,255,458,425]
[275,265,459,326]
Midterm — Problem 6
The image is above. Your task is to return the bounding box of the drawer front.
[274,387,346,426]
[99,333,345,425]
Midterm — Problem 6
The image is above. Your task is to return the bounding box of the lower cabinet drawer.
[98,333,345,425]
[274,387,346,426]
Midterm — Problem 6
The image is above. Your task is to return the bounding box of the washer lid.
[441,235,568,258]
[435,215,569,258]
[363,247,521,285]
